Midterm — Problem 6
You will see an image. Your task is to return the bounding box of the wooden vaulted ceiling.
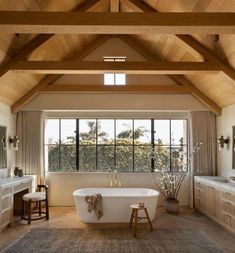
[0,0,235,115]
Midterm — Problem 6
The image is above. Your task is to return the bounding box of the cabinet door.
[204,185,216,217]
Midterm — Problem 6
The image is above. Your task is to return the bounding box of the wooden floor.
[0,207,235,252]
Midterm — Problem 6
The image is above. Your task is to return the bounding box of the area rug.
[1,228,225,253]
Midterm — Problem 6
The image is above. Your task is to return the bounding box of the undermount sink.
[212,178,229,183]
[211,178,235,186]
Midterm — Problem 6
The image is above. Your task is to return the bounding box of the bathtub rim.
[73,187,160,198]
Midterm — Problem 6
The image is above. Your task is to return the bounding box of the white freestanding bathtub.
[73,188,159,223]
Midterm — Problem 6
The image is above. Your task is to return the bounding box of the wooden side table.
[129,204,153,237]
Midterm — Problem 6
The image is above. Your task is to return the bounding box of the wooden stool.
[22,185,49,225]
[129,204,153,237]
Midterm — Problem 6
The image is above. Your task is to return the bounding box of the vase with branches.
[150,142,202,214]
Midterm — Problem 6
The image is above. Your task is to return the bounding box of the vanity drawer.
[222,192,235,203]
[1,186,12,196]
[222,213,235,231]
[1,195,12,211]
[195,188,203,199]
[13,181,30,193]
[195,181,203,189]
[0,208,12,228]
[195,198,203,210]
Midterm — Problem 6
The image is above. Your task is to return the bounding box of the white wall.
[24,94,208,111]
[46,172,190,207]
[217,103,235,178]
[0,102,16,170]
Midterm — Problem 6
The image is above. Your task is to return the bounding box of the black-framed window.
[44,119,188,172]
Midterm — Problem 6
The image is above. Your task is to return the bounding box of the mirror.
[233,126,235,170]
[0,126,7,168]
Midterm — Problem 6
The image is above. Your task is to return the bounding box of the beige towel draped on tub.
[85,193,103,220]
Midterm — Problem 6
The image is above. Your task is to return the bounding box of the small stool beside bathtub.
[22,184,49,225]
[129,204,153,237]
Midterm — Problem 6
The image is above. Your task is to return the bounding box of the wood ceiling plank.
[122,0,235,82]
[11,61,220,75]
[0,34,53,78]
[118,35,221,114]
[169,74,221,115]
[110,0,119,12]
[0,0,106,79]
[176,34,235,82]
[40,84,191,94]
[0,12,235,34]
[11,35,111,113]
[120,0,222,115]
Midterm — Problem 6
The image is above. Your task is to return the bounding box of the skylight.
[103,56,126,86]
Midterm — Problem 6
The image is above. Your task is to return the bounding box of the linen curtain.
[190,111,217,176]
[16,111,44,183]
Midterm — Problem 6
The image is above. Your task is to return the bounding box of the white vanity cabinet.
[194,176,235,234]
[0,176,34,231]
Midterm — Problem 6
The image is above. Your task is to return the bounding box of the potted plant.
[150,142,202,214]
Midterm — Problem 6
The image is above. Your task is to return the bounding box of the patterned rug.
[1,228,225,253]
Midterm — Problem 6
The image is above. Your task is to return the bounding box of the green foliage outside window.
[45,119,188,172]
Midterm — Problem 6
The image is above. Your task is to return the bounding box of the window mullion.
[96,119,98,171]
[114,119,116,170]
[59,119,61,172]
[169,119,172,172]
[151,119,155,172]
[76,119,79,171]
[132,119,134,172]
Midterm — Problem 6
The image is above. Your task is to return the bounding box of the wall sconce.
[9,135,19,151]
[217,135,229,150]
[1,136,7,150]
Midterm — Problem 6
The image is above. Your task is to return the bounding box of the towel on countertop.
[85,193,103,220]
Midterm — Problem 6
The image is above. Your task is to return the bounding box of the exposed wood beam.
[0,0,105,79]
[169,75,221,115]
[121,0,235,83]
[40,84,191,94]
[118,35,221,115]
[75,0,108,12]
[120,0,155,12]
[1,12,235,34]
[11,74,61,114]
[110,0,119,12]
[11,61,219,74]
[0,34,53,78]
[176,34,235,82]
[11,35,110,114]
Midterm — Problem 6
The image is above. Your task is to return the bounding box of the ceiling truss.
[0,0,228,115]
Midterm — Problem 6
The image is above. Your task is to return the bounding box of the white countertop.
[194,176,235,193]
[0,176,33,187]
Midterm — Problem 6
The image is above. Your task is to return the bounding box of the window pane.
[45,119,59,144]
[171,146,187,172]
[115,73,126,85]
[97,120,114,144]
[79,146,96,171]
[134,146,151,172]
[171,120,187,145]
[116,120,133,145]
[134,120,151,145]
[153,145,170,171]
[97,145,115,171]
[154,120,170,145]
[61,119,76,144]
[104,73,115,85]
[46,145,59,171]
[79,120,96,145]
[60,145,76,172]
[116,146,133,171]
